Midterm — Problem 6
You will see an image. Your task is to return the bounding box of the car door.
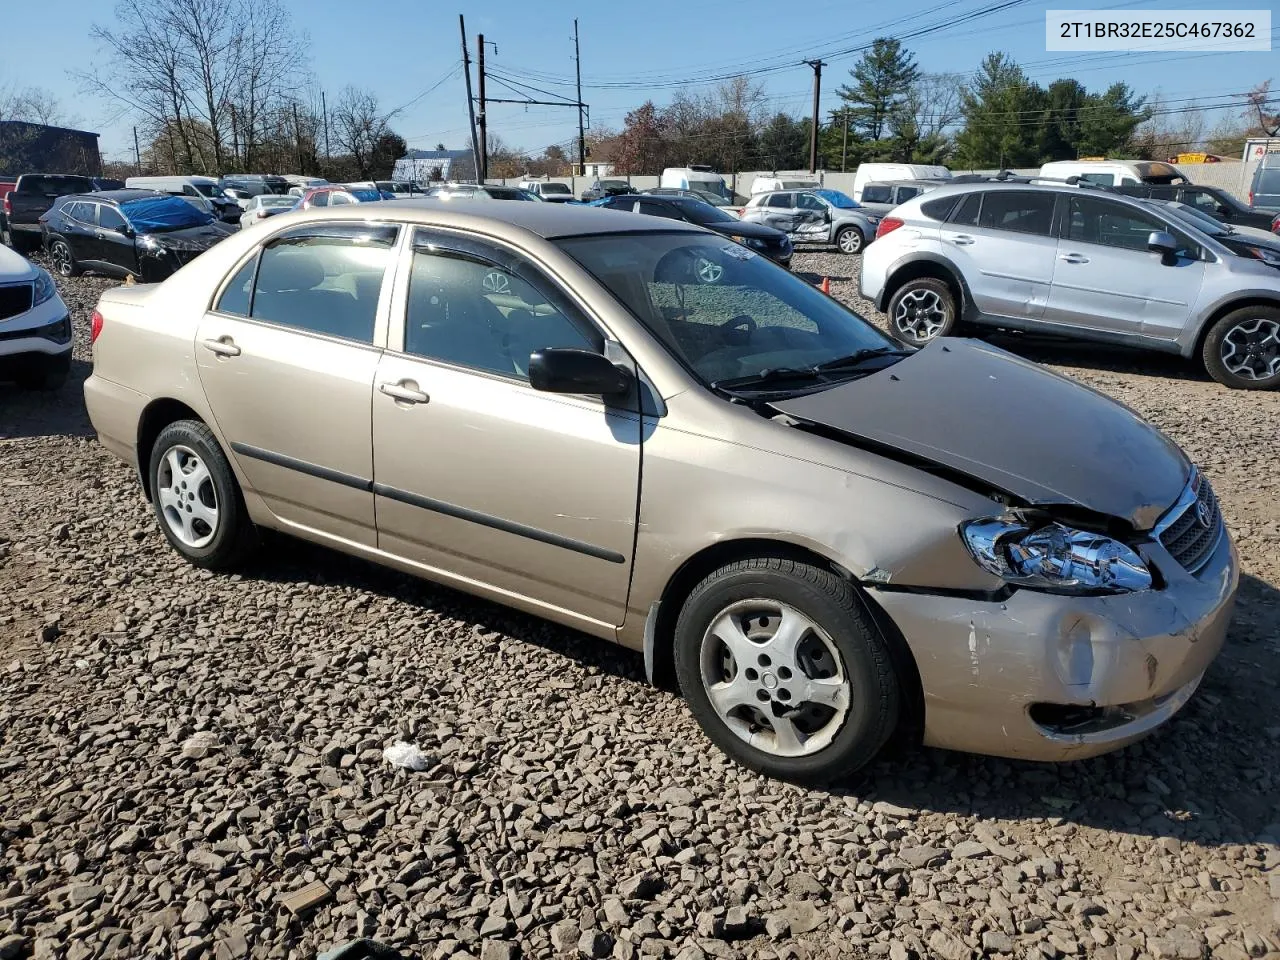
[58,201,99,264]
[195,221,401,547]
[753,193,795,233]
[371,227,641,629]
[94,204,140,276]
[793,192,833,242]
[940,189,1058,321]
[1044,194,1206,340]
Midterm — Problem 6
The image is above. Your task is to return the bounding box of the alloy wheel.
[699,599,851,758]
[838,229,863,254]
[1221,317,1280,381]
[893,288,948,342]
[156,445,219,548]
[51,241,74,277]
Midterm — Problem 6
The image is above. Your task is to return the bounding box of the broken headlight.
[961,518,1151,595]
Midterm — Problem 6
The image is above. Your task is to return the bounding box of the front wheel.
[886,277,958,347]
[1202,307,1280,390]
[149,420,257,569]
[674,557,900,784]
[836,226,864,255]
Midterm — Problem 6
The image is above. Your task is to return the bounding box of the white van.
[851,163,951,201]
[750,174,822,195]
[1038,159,1189,187]
[660,166,729,200]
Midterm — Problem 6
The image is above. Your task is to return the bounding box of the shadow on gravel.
[0,359,95,440]
[980,331,1211,384]
[247,530,1280,848]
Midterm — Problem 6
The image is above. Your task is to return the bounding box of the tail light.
[1272,214,1280,233]
[91,310,104,344]
[2,194,10,216]
[1248,191,1254,205]
[876,216,905,240]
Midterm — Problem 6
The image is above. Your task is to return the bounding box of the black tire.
[673,557,900,784]
[148,420,257,570]
[16,355,69,391]
[1201,306,1280,390]
[49,239,82,278]
[886,276,959,347]
[836,225,864,255]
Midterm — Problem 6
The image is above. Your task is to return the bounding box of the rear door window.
[20,175,93,195]
[765,193,793,209]
[64,201,96,224]
[861,185,891,203]
[247,223,399,342]
[948,192,981,226]
[977,191,1056,236]
[637,199,681,219]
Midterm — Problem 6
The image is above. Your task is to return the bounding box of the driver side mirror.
[116,223,133,236]
[528,348,632,397]
[1147,230,1178,264]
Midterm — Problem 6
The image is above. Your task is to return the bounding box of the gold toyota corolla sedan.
[84,201,1238,783]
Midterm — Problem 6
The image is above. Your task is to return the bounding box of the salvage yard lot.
[1,252,1278,960]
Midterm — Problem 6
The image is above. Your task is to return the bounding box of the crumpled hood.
[773,339,1189,530]
[141,223,233,252]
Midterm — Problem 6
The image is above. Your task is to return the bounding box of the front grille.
[0,282,34,321]
[1157,470,1223,575]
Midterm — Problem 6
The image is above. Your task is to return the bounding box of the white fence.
[485,161,1259,202]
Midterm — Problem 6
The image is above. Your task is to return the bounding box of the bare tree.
[0,84,66,125]
[331,86,388,178]
[1246,81,1278,137]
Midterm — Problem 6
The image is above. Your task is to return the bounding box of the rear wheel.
[674,557,900,784]
[1202,306,1280,390]
[836,226,864,255]
[148,420,257,569]
[49,239,81,277]
[886,276,958,347]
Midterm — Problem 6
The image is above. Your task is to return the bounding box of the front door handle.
[379,380,429,404]
[947,234,975,245]
[201,337,241,357]
[1058,253,1090,264]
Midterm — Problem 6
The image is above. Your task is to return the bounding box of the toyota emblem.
[1195,499,1213,529]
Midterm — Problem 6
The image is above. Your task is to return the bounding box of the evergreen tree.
[955,53,1044,168]
[836,38,921,143]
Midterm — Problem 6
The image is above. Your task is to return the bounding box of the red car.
[295,185,387,210]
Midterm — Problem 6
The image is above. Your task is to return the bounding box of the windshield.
[667,197,736,223]
[1256,168,1280,195]
[556,232,895,386]
[691,189,730,206]
[814,189,857,209]
[540,183,572,195]
[193,182,227,199]
[1149,200,1225,236]
[601,180,630,190]
[121,195,215,232]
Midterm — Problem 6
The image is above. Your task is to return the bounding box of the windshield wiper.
[710,367,825,392]
[812,347,911,371]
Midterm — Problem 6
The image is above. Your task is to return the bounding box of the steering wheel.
[723,314,756,347]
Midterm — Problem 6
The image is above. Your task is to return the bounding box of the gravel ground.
[1,250,1278,960]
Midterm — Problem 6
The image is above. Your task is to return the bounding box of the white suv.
[0,246,72,390]
[860,180,1280,390]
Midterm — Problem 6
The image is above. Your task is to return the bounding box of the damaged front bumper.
[867,529,1238,761]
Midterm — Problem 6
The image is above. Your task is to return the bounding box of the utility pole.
[292,101,303,173]
[321,90,330,161]
[133,126,142,175]
[841,107,849,172]
[477,33,488,181]
[460,15,481,183]
[806,59,824,173]
[574,19,585,177]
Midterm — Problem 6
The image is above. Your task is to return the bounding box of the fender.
[1180,289,1280,358]
[879,251,978,321]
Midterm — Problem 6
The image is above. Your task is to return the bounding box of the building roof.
[0,119,101,139]
[402,149,473,161]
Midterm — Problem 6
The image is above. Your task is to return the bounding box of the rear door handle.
[201,337,241,357]
[947,234,975,245]
[1058,253,1090,264]
[379,380,429,404]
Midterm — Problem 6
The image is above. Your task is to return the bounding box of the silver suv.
[861,180,1280,389]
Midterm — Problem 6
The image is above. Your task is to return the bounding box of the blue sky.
[4,0,1275,161]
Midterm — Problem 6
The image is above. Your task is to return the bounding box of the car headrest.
[259,251,325,293]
